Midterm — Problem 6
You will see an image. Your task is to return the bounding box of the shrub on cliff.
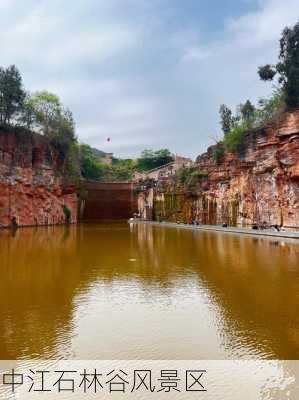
[219,101,255,137]
[216,22,299,157]
[177,166,208,187]
[258,21,299,107]
[212,144,225,163]
[217,89,285,154]
[255,87,285,125]
[177,166,193,184]
[222,123,247,152]
[218,101,255,153]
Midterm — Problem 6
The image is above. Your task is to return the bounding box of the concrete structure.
[131,220,299,240]
[101,153,114,165]
[81,181,137,220]
[133,155,193,182]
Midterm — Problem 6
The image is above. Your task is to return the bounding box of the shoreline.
[130,220,299,240]
[0,222,76,230]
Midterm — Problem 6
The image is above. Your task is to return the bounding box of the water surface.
[0,222,298,359]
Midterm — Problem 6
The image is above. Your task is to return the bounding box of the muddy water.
[0,222,298,360]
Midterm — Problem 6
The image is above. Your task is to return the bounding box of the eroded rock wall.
[0,129,77,227]
[138,109,299,230]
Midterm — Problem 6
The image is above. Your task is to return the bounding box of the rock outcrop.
[138,109,299,230]
[0,128,77,228]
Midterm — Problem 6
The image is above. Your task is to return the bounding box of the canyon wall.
[138,109,299,230]
[0,129,77,228]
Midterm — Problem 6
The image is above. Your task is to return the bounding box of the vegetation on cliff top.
[0,64,174,182]
[177,166,208,188]
[136,149,173,171]
[0,67,78,178]
[214,20,299,158]
[2,22,297,180]
[79,146,173,181]
[79,144,135,181]
[258,22,299,107]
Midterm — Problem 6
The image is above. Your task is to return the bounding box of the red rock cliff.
[193,108,299,229]
[138,109,299,230]
[0,129,77,227]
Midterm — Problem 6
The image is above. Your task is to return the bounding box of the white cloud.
[174,0,299,156]
[0,4,139,67]
[227,0,299,45]
[0,0,298,158]
[181,46,214,62]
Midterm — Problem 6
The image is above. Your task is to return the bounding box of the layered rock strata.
[0,129,77,227]
[138,109,299,230]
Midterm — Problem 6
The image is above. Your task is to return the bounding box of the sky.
[0,0,298,159]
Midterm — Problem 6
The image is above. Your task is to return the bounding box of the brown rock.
[0,130,77,228]
[138,109,299,230]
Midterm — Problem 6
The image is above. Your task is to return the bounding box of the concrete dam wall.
[82,181,137,220]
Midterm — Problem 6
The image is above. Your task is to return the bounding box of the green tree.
[239,100,255,124]
[28,91,76,159]
[19,92,35,129]
[219,104,234,134]
[25,90,78,176]
[111,158,136,181]
[49,108,77,158]
[137,149,173,171]
[79,144,107,181]
[258,21,299,107]
[0,65,25,124]
[278,22,299,106]
[258,65,276,81]
[222,122,247,152]
[30,90,61,135]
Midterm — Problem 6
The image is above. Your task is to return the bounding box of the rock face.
[0,129,77,228]
[138,109,299,230]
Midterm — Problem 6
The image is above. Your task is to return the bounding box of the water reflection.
[0,223,298,359]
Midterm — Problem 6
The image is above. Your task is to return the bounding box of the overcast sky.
[0,0,298,158]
